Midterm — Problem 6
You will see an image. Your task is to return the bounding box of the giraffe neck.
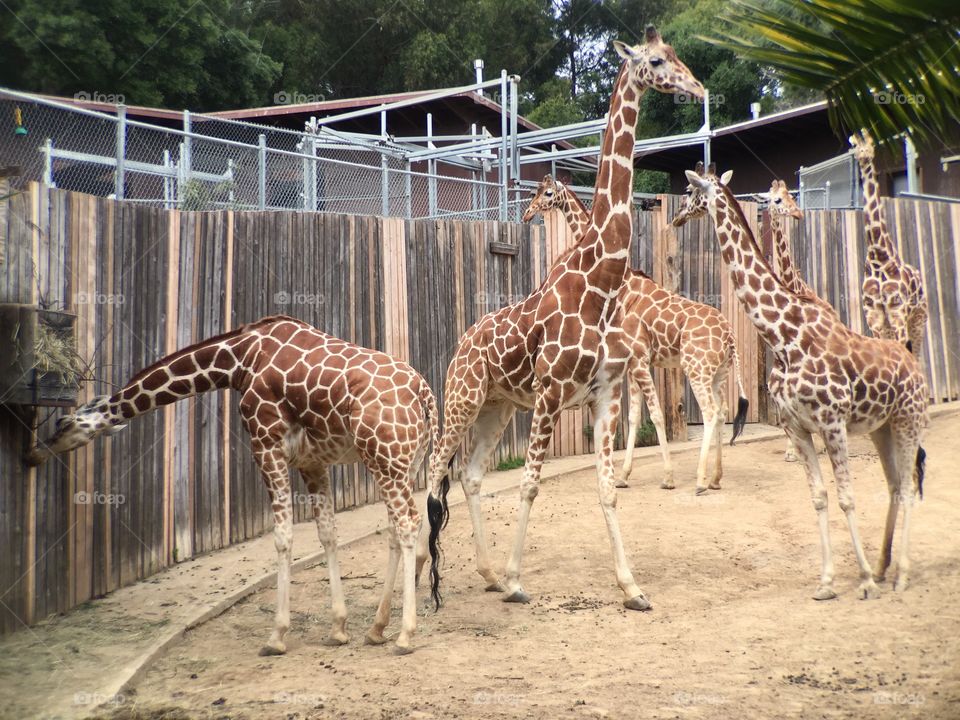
[858,158,900,268]
[770,212,803,294]
[711,186,807,354]
[556,184,591,239]
[550,63,645,297]
[102,328,256,424]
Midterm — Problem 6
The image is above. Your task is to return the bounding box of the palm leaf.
[701,0,960,146]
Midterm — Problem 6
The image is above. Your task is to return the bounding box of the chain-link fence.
[798,151,862,210]
[1,88,517,220]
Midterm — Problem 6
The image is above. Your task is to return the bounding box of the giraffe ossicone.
[28,315,443,655]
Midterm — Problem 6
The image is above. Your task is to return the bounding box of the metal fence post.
[381,109,390,217]
[41,138,55,187]
[182,110,192,183]
[509,75,520,221]
[427,113,437,217]
[258,133,267,210]
[825,179,832,210]
[115,104,126,199]
[471,124,479,216]
[499,69,508,221]
[163,149,172,208]
[227,158,235,207]
[404,160,412,218]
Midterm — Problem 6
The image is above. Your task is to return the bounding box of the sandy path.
[92,412,960,719]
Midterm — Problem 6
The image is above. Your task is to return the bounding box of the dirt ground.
[93,414,959,720]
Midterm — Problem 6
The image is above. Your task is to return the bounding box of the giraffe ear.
[685,170,709,188]
[613,40,640,61]
[720,169,734,185]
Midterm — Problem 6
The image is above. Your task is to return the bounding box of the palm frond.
[701,0,960,147]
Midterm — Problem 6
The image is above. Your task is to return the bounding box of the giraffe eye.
[650,57,664,67]
[774,198,782,204]
[545,190,554,197]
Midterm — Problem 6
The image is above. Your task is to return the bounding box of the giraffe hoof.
[321,633,350,646]
[894,577,909,593]
[858,580,881,600]
[503,589,531,604]
[660,480,676,490]
[393,643,414,656]
[812,586,837,601]
[695,486,709,496]
[784,452,798,463]
[623,594,652,611]
[484,580,506,593]
[615,479,630,489]
[708,482,722,491]
[364,630,389,646]
[258,642,287,656]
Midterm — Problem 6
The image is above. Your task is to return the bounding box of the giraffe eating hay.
[850,129,928,356]
[683,167,928,599]
[524,172,749,493]
[28,315,442,655]
[421,27,703,608]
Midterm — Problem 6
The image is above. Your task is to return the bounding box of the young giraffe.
[850,129,928,356]
[422,28,704,607]
[681,168,928,599]
[28,316,442,655]
[523,173,749,493]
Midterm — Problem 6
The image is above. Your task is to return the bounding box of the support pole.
[405,160,412,218]
[182,110,192,183]
[381,109,390,217]
[163,149,172,208]
[427,113,437,217]
[499,69,508,221]
[258,133,267,210]
[41,138,54,187]
[115,104,126,199]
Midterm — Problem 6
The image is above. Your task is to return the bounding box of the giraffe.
[524,172,749,493]
[760,178,837,462]
[27,315,442,655]
[850,129,928,357]
[682,167,928,599]
[421,27,704,608]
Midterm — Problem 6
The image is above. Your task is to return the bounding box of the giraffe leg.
[592,380,649,609]
[391,481,421,654]
[891,422,923,593]
[461,402,515,591]
[822,424,879,599]
[618,375,642,488]
[502,389,563,604]
[708,370,727,490]
[689,376,718,495]
[869,424,899,583]
[782,425,836,600]
[784,437,800,463]
[254,447,295,656]
[621,364,672,489]
[302,467,349,646]
[365,528,400,646]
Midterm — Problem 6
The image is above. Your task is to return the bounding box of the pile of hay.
[33,322,84,386]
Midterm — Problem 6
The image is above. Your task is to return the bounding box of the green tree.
[0,0,281,110]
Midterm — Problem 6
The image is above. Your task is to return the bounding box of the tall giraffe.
[524,173,749,493]
[422,28,704,608]
[28,316,441,655]
[683,168,928,599]
[850,129,928,356]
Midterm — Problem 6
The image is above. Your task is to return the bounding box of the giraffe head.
[671,162,732,227]
[26,395,125,466]
[612,26,705,100]
[849,128,875,165]
[522,175,563,222]
[761,180,802,220]
[863,275,911,347]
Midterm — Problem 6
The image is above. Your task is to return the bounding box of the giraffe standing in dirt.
[681,168,928,599]
[850,129,928,356]
[421,27,704,608]
[28,316,441,655]
[524,172,749,494]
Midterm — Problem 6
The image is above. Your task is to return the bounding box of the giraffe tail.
[729,343,749,445]
[418,380,450,611]
[916,446,926,500]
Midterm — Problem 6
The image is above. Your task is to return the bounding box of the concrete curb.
[94,406,957,712]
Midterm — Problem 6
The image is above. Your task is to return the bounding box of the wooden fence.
[0,183,956,635]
